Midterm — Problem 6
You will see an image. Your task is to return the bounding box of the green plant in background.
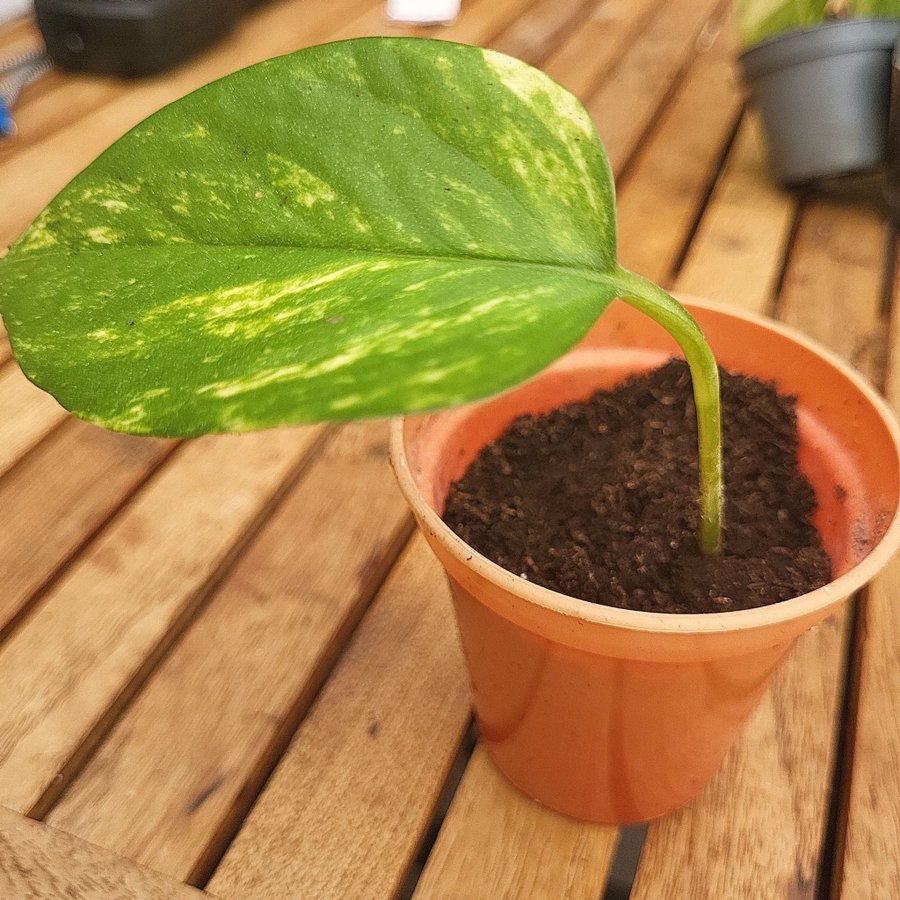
[737,0,900,48]
[0,38,724,554]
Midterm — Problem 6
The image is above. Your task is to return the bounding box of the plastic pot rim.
[389,299,900,642]
[739,16,900,80]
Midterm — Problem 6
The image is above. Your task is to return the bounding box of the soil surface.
[442,360,832,614]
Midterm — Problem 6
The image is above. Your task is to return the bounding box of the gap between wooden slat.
[0,805,217,900]
[0,424,335,819]
[40,423,415,886]
[28,425,337,821]
[615,9,743,285]
[0,426,180,646]
[818,593,865,900]
[205,535,473,900]
[830,223,900,900]
[673,111,799,314]
[396,720,478,900]
[666,105,746,284]
[602,825,649,900]
[490,0,595,66]
[586,0,729,182]
[542,0,666,102]
[411,745,619,900]
[631,189,889,900]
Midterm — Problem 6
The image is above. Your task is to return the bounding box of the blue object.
[0,97,13,135]
[0,47,52,137]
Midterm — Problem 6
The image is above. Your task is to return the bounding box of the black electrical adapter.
[34,0,252,76]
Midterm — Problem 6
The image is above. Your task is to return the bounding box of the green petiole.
[604,267,724,556]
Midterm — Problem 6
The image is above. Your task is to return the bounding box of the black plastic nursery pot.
[740,18,900,186]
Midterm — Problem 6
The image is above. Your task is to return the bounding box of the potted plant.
[1,38,898,823]
[737,0,900,184]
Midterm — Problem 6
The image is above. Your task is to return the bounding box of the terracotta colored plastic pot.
[389,299,900,824]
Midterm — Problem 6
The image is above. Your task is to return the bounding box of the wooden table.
[1,1,897,897]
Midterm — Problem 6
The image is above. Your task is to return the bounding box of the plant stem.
[607,267,724,555]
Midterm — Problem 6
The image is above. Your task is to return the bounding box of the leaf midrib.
[3,242,617,288]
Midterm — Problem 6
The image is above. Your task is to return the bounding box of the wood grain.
[46,423,413,883]
[413,746,619,900]
[0,421,175,635]
[778,199,888,382]
[585,0,724,177]
[675,113,798,313]
[0,805,213,900]
[542,0,662,101]
[0,425,324,815]
[0,361,67,478]
[616,8,740,284]
[838,559,900,900]
[491,0,592,65]
[207,535,471,900]
[633,194,888,900]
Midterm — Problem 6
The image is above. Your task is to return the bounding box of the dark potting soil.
[442,360,832,614]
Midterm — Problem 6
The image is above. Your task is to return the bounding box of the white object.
[386,0,460,25]
[0,0,32,27]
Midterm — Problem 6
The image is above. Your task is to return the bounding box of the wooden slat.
[0,425,324,815]
[0,421,175,635]
[0,0,380,248]
[633,198,888,898]
[542,0,662,101]
[0,15,35,45]
[0,361,67,478]
[0,805,213,900]
[491,0,591,65]
[413,746,619,900]
[207,535,470,900]
[584,0,723,177]
[838,258,900,900]
[777,199,888,381]
[0,74,122,164]
[675,112,797,313]
[46,423,413,883]
[616,7,740,284]
[839,561,900,899]
[0,16,37,61]
[442,0,537,47]
[632,617,848,899]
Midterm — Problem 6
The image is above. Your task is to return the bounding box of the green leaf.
[735,0,830,46]
[0,38,621,436]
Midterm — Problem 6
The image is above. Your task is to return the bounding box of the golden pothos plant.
[0,38,724,553]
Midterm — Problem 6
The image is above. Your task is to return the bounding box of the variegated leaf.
[0,38,624,436]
